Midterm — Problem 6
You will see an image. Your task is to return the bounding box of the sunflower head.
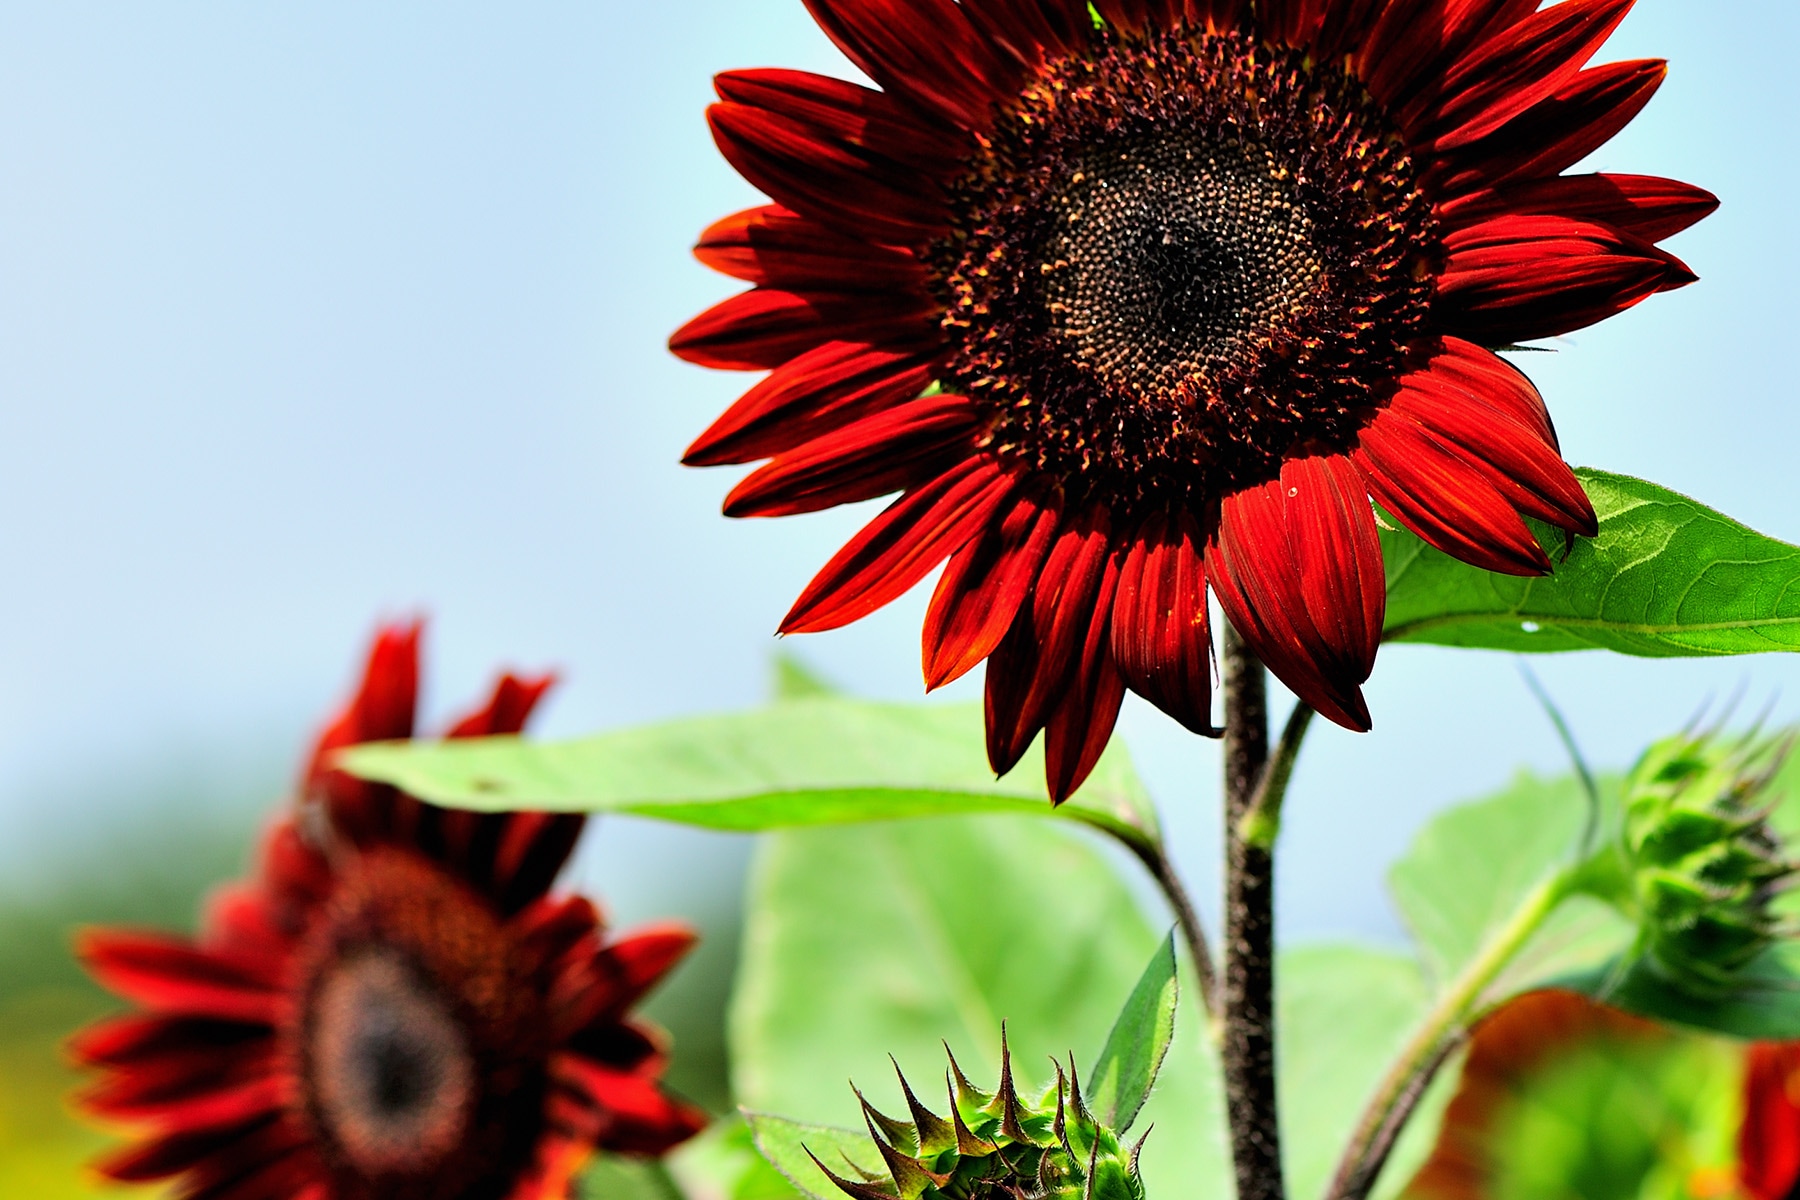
[810,1034,1146,1200]
[1616,731,1795,996]
[71,624,707,1200]
[676,0,1713,800]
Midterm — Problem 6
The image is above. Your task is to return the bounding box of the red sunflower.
[71,622,706,1200]
[672,0,1714,800]
[1740,1042,1800,1200]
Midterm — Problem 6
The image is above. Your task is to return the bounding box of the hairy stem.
[1222,623,1282,1200]
[1326,873,1571,1200]
[1126,839,1219,1022]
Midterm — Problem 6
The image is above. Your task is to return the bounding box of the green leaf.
[1560,941,1800,1041]
[771,653,840,702]
[1383,469,1800,656]
[727,815,1226,1198]
[1389,771,1632,1002]
[1388,761,1800,1040]
[1086,934,1179,1135]
[338,697,1161,854]
[1277,947,1445,1200]
[746,1114,883,1200]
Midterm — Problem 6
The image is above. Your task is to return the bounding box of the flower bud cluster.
[811,1034,1146,1200]
[1617,731,1795,996]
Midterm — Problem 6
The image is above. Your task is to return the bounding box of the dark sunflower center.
[292,850,550,1200]
[934,25,1438,513]
[1041,133,1323,395]
[312,950,474,1171]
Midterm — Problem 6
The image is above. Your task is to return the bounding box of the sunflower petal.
[1110,510,1215,736]
[724,394,982,518]
[1208,455,1383,732]
[684,341,942,468]
[1436,214,1695,343]
[782,456,1013,633]
[923,487,1060,690]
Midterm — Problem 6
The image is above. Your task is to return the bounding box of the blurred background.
[0,0,1794,1188]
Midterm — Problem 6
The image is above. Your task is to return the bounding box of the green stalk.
[1326,871,1573,1200]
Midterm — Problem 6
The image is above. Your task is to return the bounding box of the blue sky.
[0,1,1795,942]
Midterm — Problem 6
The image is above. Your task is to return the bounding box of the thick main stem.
[1326,874,1570,1200]
[1222,623,1282,1200]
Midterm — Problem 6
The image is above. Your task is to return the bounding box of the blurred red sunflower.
[1740,1043,1800,1200]
[71,623,706,1200]
[673,0,1713,799]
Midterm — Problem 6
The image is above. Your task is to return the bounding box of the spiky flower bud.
[807,1031,1147,1200]
[1615,730,1796,996]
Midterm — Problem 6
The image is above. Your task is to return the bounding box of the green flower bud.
[808,1031,1147,1200]
[1616,730,1795,996]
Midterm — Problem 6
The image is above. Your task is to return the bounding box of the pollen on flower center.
[1040,132,1324,396]
[310,949,475,1173]
[937,27,1438,512]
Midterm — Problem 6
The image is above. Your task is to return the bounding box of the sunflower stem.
[1221,623,1284,1200]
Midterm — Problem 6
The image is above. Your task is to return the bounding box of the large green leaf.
[1277,947,1454,1200]
[727,814,1470,1200]
[1086,935,1179,1135]
[1383,469,1800,656]
[1560,941,1800,1042]
[728,815,1226,1198]
[1389,771,1631,1003]
[746,1114,886,1200]
[1389,763,1800,1041]
[339,698,1159,855]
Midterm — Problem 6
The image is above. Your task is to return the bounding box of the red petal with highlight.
[684,341,942,468]
[923,488,1060,690]
[782,456,1012,633]
[724,394,982,518]
[1356,339,1594,575]
[70,1014,267,1070]
[707,102,950,248]
[1414,0,1636,152]
[96,1116,289,1184]
[1437,214,1695,343]
[1435,59,1666,196]
[447,673,557,738]
[492,812,589,913]
[1110,510,1215,736]
[1043,555,1125,804]
[1207,455,1383,731]
[78,931,280,1024]
[1442,173,1720,245]
[713,70,966,171]
[984,510,1114,776]
[694,205,929,292]
[1360,0,1540,112]
[550,1055,710,1156]
[1258,0,1326,51]
[669,285,938,372]
[799,0,1018,131]
[962,0,1092,66]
